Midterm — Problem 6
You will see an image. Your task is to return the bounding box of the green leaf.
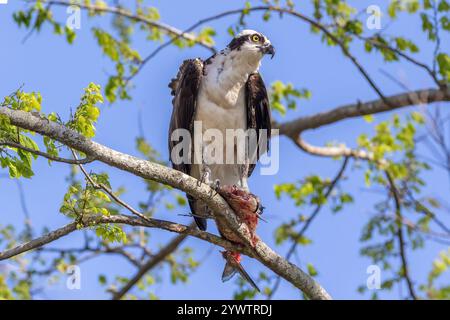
[68,83,103,138]
[437,53,450,82]
[363,115,375,123]
[65,26,76,44]
[297,235,312,246]
[307,263,318,276]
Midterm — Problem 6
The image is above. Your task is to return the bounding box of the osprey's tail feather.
[194,216,207,231]
[187,194,207,231]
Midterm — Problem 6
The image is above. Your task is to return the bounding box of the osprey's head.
[226,29,275,60]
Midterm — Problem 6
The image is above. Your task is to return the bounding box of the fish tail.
[221,251,260,292]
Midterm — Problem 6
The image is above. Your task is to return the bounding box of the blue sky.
[0,0,449,299]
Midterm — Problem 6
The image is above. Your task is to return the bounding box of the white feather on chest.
[195,50,260,133]
[191,50,261,188]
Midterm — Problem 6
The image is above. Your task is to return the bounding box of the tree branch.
[0,106,331,300]
[278,87,450,137]
[0,221,77,261]
[44,0,215,52]
[0,215,245,261]
[293,135,375,161]
[40,244,144,267]
[357,36,442,87]
[385,171,418,300]
[0,140,94,164]
[111,231,190,300]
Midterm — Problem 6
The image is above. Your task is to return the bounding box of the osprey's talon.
[198,166,211,187]
[196,172,204,187]
[254,199,265,214]
[197,169,209,187]
[255,212,267,223]
[209,179,221,198]
[250,234,260,247]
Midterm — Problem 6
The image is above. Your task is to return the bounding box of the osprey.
[168,29,274,231]
[168,29,274,292]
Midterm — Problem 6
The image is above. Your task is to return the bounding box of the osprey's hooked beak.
[260,44,275,59]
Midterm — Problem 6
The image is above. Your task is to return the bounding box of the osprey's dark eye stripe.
[227,35,247,51]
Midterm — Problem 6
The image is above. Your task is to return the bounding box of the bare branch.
[293,135,375,161]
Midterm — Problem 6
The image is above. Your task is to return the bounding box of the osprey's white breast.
[195,50,260,132]
[192,50,261,187]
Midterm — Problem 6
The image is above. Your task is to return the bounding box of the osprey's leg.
[197,165,211,187]
[197,142,220,199]
[238,159,250,191]
[197,142,212,187]
[209,179,221,199]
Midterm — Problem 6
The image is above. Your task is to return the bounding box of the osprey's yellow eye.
[251,34,260,42]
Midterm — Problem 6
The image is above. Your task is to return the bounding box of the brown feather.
[168,58,206,230]
[245,73,272,177]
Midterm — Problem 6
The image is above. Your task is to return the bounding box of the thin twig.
[44,0,215,52]
[385,171,418,300]
[112,230,191,300]
[358,35,441,87]
[431,1,441,76]
[71,149,154,225]
[1,141,94,164]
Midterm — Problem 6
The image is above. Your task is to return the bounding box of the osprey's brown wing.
[168,58,203,174]
[168,58,206,230]
[245,73,272,177]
